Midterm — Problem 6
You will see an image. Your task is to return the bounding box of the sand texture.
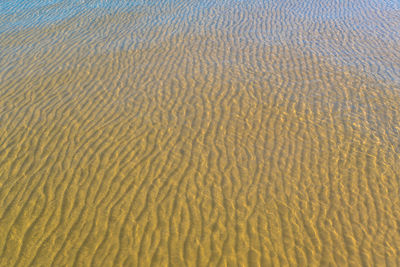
[1,0,400,266]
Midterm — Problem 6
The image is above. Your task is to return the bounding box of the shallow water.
[1,0,400,266]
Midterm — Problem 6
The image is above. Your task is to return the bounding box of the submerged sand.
[0,0,400,266]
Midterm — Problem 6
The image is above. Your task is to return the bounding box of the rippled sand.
[1,0,400,266]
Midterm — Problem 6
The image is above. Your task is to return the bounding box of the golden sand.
[0,0,400,266]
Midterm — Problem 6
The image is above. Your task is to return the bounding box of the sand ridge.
[0,0,400,266]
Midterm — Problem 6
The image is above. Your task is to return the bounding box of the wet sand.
[0,0,400,266]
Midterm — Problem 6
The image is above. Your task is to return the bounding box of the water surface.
[1,0,400,266]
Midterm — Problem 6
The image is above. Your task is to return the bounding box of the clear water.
[0,0,399,265]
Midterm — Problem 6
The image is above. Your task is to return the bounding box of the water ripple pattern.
[0,0,399,266]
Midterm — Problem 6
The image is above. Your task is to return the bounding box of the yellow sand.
[0,0,400,266]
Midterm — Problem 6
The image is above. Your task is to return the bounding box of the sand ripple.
[0,0,400,266]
